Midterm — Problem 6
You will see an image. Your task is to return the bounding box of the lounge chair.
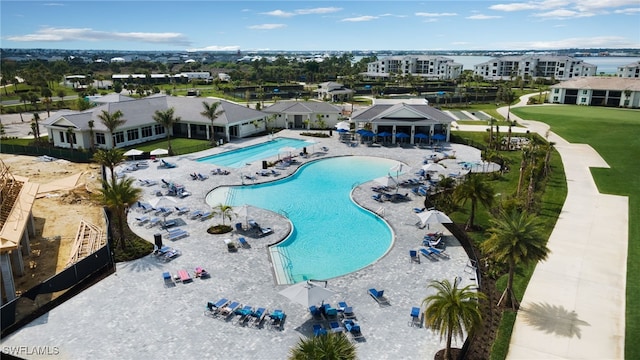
[154,245,171,257]
[234,305,254,324]
[258,227,273,237]
[313,324,328,337]
[309,305,323,321]
[368,288,389,305]
[160,159,177,169]
[135,216,149,226]
[175,206,190,215]
[410,307,422,327]
[250,307,267,327]
[219,301,241,318]
[224,238,238,252]
[428,246,450,259]
[269,310,286,330]
[321,146,329,152]
[146,217,161,228]
[194,267,210,279]
[329,321,344,333]
[162,271,175,288]
[197,173,209,181]
[372,193,384,202]
[189,210,204,219]
[176,269,192,283]
[343,319,364,340]
[167,229,189,241]
[409,250,420,263]
[256,169,269,177]
[162,248,182,262]
[204,298,229,317]
[238,237,250,248]
[270,169,281,176]
[198,211,213,221]
[137,201,154,213]
[340,304,356,320]
[323,306,339,321]
[419,248,438,261]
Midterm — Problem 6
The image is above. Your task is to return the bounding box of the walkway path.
[499,95,628,359]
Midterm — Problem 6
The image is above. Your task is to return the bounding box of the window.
[127,129,139,141]
[583,90,588,95]
[96,133,106,145]
[59,131,64,142]
[554,89,559,93]
[141,126,153,138]
[580,98,587,103]
[154,124,165,135]
[113,131,124,144]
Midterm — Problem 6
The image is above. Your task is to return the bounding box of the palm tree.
[31,112,41,140]
[96,177,142,251]
[423,278,485,360]
[212,204,234,226]
[93,148,126,184]
[97,109,126,149]
[152,107,181,155]
[454,174,495,230]
[481,209,549,310]
[88,120,96,151]
[66,127,75,150]
[200,101,225,144]
[288,332,356,360]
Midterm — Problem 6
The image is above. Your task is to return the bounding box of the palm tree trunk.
[445,328,453,360]
[466,200,476,230]
[117,210,127,250]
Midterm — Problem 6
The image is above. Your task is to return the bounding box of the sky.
[1,0,639,52]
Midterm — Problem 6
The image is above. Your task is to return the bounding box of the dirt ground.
[1,154,105,297]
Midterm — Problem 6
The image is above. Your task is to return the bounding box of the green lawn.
[511,105,640,360]
[123,138,211,156]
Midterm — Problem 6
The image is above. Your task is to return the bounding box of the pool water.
[213,156,398,283]
[196,137,310,168]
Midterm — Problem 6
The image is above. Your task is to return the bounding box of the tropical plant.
[481,209,549,310]
[88,120,95,151]
[152,107,181,155]
[66,127,75,151]
[97,109,126,149]
[93,148,126,184]
[96,177,142,251]
[200,101,225,144]
[423,278,485,360]
[453,173,495,230]
[31,112,41,140]
[212,204,234,226]
[288,332,356,360]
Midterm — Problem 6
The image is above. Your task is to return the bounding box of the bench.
[177,269,192,283]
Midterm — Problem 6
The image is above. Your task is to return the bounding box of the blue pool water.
[217,156,398,283]
[196,137,310,168]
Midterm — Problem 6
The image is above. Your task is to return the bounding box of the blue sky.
[1,0,639,51]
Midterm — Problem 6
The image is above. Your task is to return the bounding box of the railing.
[0,143,93,162]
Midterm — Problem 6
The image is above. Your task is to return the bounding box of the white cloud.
[4,27,191,45]
[415,12,458,17]
[614,7,640,14]
[466,14,503,19]
[263,7,341,17]
[533,9,596,18]
[248,24,286,30]
[502,35,640,49]
[186,45,240,52]
[421,18,438,23]
[262,10,296,17]
[490,3,539,12]
[340,16,378,22]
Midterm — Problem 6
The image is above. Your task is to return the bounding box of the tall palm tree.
[97,109,126,149]
[88,120,96,151]
[92,148,126,184]
[66,127,75,151]
[423,278,485,360]
[31,112,41,140]
[288,332,356,360]
[200,101,225,144]
[152,107,181,155]
[212,204,234,226]
[481,209,549,310]
[454,174,495,230]
[97,177,142,251]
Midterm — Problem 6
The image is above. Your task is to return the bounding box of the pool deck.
[1,131,490,360]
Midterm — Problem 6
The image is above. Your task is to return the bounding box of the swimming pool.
[196,137,310,168]
[206,156,398,283]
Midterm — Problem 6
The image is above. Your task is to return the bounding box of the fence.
[0,143,93,162]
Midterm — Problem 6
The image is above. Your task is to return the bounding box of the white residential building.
[362,56,463,80]
[474,55,597,81]
[617,61,640,78]
[548,77,640,107]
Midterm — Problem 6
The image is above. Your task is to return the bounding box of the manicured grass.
[124,138,211,155]
[511,105,640,360]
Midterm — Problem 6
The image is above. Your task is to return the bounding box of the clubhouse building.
[548,77,640,107]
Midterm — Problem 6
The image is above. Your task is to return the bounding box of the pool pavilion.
[350,101,454,145]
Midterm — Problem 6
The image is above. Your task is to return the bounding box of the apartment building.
[617,60,640,78]
[474,55,597,80]
[362,55,463,80]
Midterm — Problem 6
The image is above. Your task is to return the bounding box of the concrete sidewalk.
[500,97,628,359]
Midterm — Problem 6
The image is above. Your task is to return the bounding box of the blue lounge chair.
[428,246,450,259]
[205,298,229,317]
[410,250,420,263]
[368,288,389,304]
[269,310,286,330]
[340,304,356,319]
[309,305,323,320]
[238,237,250,248]
[198,211,212,221]
[234,305,254,324]
[220,301,241,318]
[372,193,384,202]
[250,307,267,327]
[410,307,422,327]
[162,271,174,288]
[175,206,190,215]
[167,229,189,241]
[343,319,364,340]
[197,173,209,181]
[420,248,438,261]
[313,324,328,336]
[135,216,149,226]
[189,210,204,219]
[329,321,343,333]
[258,227,273,237]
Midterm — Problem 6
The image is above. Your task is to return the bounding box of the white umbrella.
[279,146,297,158]
[374,175,397,188]
[123,149,143,157]
[279,281,335,308]
[149,196,177,209]
[390,162,410,175]
[422,163,446,173]
[150,148,169,156]
[416,209,452,228]
[235,204,249,225]
[305,140,319,153]
[335,121,350,131]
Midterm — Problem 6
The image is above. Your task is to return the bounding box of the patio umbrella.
[279,146,297,158]
[414,133,429,144]
[279,280,335,308]
[422,163,446,173]
[235,204,250,225]
[432,134,446,141]
[335,121,350,131]
[389,163,410,178]
[123,149,143,160]
[377,131,392,137]
[336,128,349,133]
[150,148,169,156]
[374,175,397,188]
[416,209,452,228]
